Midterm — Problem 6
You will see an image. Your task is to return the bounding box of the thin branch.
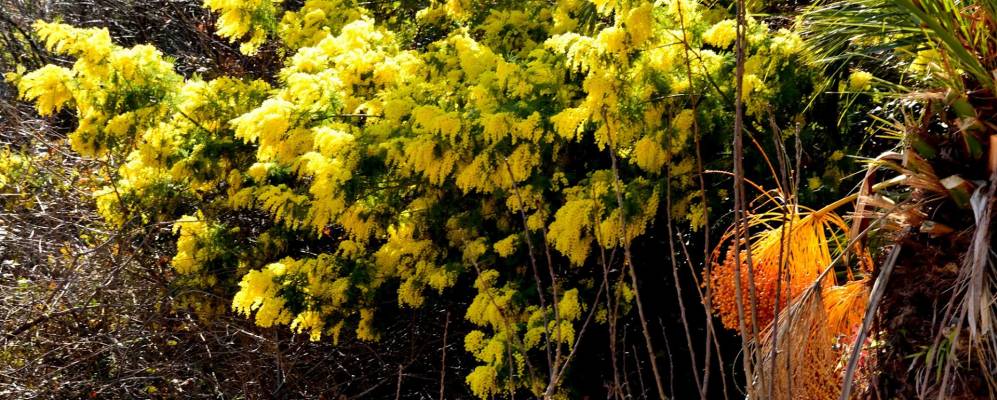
[731,0,758,394]
[603,115,667,399]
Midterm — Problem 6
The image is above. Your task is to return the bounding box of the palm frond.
[803,0,997,91]
[803,0,924,68]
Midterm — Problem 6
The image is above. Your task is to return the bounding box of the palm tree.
[807,0,997,396]
[714,0,997,397]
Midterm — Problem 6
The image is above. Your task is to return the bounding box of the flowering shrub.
[9,0,823,396]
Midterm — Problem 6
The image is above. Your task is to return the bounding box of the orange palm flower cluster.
[708,208,855,333]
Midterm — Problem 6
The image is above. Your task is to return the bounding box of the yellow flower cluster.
[848,69,874,91]
[15,22,180,158]
[0,150,28,191]
[493,234,518,257]
[703,19,737,48]
[548,199,597,266]
[34,21,113,61]
[14,65,73,116]
[465,365,500,398]
[233,255,361,340]
[374,223,456,307]
[278,0,362,50]
[232,265,293,327]
[171,215,211,276]
[203,0,276,54]
[634,136,668,173]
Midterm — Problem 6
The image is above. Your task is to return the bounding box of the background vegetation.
[1,0,994,398]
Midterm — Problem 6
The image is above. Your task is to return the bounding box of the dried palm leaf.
[921,180,997,398]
